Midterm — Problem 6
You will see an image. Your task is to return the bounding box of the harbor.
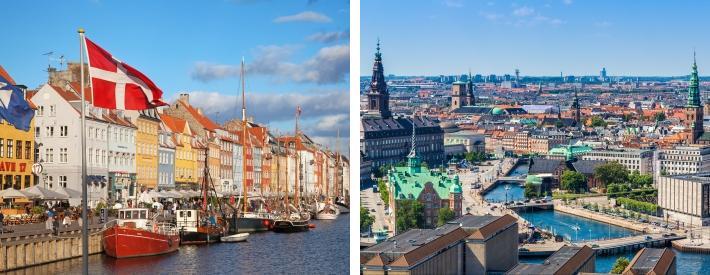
[2,216,348,274]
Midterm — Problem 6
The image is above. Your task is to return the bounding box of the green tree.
[524,183,539,198]
[654,112,666,121]
[611,257,630,274]
[595,162,629,187]
[437,208,456,226]
[561,170,587,193]
[360,206,375,232]
[628,171,653,189]
[396,200,425,232]
[377,179,390,207]
[589,116,608,127]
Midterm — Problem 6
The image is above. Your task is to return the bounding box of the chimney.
[179,93,190,104]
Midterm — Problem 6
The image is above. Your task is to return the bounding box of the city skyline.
[361,0,710,77]
[2,0,350,154]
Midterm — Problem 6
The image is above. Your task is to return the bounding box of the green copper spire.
[688,51,701,107]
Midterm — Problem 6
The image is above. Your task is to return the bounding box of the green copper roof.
[388,165,460,201]
[491,107,505,115]
[449,182,462,194]
[548,144,592,160]
[526,175,543,185]
[688,53,701,107]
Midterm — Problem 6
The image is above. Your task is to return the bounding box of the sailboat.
[316,130,341,220]
[175,143,225,245]
[272,105,311,233]
[231,58,274,233]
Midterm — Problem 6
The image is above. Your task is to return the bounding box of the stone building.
[657,172,710,226]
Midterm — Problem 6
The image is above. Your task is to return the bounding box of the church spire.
[688,50,701,107]
[366,38,391,119]
[573,88,581,126]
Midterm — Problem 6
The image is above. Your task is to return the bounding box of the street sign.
[32,163,43,175]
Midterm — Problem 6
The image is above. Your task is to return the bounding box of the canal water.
[6,216,348,274]
[484,163,710,274]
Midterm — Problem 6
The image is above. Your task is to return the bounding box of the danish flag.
[84,37,167,110]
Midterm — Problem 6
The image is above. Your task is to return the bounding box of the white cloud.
[190,44,349,84]
[307,31,349,43]
[273,11,332,23]
[513,6,535,17]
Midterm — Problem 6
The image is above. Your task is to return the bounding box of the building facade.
[0,66,35,191]
[657,172,710,226]
[657,145,710,176]
[158,124,176,190]
[132,110,160,190]
[582,148,654,174]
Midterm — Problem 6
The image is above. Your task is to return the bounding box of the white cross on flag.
[84,37,167,110]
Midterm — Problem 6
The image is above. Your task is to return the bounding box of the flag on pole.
[296,105,302,116]
[0,72,34,131]
[84,37,167,110]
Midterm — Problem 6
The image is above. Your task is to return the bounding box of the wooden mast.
[294,106,301,209]
[241,57,249,214]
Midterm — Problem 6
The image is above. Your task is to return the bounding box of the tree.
[628,171,653,189]
[611,257,630,274]
[595,162,629,187]
[524,183,539,199]
[589,116,608,127]
[377,179,390,207]
[360,206,375,232]
[654,112,666,121]
[396,200,425,233]
[437,208,456,226]
[561,170,587,193]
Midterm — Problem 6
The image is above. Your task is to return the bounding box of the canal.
[5,216,348,274]
[483,163,710,273]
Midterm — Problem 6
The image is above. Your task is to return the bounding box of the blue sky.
[2,0,349,154]
[362,0,710,77]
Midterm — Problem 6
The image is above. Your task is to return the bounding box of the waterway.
[6,216,348,274]
[484,163,710,273]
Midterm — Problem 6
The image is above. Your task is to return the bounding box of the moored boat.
[316,203,340,220]
[102,208,179,258]
[272,212,310,233]
[175,209,223,244]
[221,232,249,242]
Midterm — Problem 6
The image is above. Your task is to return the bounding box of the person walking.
[0,212,4,233]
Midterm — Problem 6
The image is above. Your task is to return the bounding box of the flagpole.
[78,28,89,275]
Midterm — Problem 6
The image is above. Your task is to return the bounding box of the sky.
[2,0,350,156]
[361,0,710,77]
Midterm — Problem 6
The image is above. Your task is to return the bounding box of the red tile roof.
[160,113,188,134]
[0,65,16,85]
[176,100,220,131]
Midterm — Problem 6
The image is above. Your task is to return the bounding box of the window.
[0,139,3,158]
[95,150,100,166]
[59,176,67,188]
[46,126,54,137]
[60,148,68,163]
[60,126,68,137]
[37,106,44,116]
[15,140,21,159]
[7,139,13,159]
[47,176,53,188]
[35,127,40,138]
[45,148,54,162]
[49,105,56,116]
[24,141,31,159]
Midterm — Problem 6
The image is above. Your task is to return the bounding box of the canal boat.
[272,212,311,233]
[175,209,223,244]
[221,232,249,242]
[316,201,340,220]
[102,208,180,258]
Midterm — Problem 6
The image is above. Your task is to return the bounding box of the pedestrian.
[0,212,4,233]
[63,214,71,228]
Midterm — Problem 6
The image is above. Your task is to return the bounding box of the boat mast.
[202,142,209,212]
[335,128,340,199]
[294,106,301,209]
[241,57,249,214]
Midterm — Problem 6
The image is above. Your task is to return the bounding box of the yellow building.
[134,110,160,190]
[0,66,35,190]
[161,114,197,188]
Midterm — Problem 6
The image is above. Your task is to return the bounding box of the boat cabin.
[176,209,199,232]
[117,208,151,229]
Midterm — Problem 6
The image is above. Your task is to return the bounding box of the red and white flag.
[84,37,167,110]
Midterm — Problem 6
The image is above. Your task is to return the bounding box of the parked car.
[370,209,376,213]
[645,236,653,241]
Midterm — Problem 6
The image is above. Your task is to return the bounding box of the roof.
[160,113,189,134]
[529,158,563,174]
[570,159,606,175]
[507,245,594,275]
[451,106,492,114]
[0,65,16,85]
[623,248,675,275]
[389,164,460,200]
[664,172,710,184]
[175,99,220,131]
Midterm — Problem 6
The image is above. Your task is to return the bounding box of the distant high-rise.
[515,69,520,82]
[365,39,391,119]
[600,67,607,82]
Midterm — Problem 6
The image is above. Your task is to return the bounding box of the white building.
[656,145,710,176]
[104,112,137,203]
[31,83,110,207]
[581,148,654,174]
[657,173,710,226]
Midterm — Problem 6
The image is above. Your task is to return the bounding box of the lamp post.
[504,184,511,204]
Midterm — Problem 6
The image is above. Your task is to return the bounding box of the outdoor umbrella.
[0,188,39,199]
[167,190,184,199]
[23,185,69,200]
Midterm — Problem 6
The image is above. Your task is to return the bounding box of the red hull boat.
[102,208,180,258]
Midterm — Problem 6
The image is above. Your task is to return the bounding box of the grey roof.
[571,159,606,175]
[529,158,563,174]
[507,246,594,275]
[665,172,710,183]
[451,106,492,114]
